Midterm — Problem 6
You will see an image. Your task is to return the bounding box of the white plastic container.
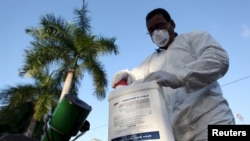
[108,81,175,141]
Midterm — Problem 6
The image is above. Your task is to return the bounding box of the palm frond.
[73,0,91,33]
[19,42,66,77]
[94,36,119,55]
[34,94,54,121]
[82,56,107,100]
[0,85,37,108]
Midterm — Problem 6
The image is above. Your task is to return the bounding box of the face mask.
[151,29,169,47]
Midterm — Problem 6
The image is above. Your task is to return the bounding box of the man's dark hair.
[146,8,172,22]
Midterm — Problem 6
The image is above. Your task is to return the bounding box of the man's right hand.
[111,70,133,88]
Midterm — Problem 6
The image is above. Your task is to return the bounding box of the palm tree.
[0,69,62,139]
[20,1,119,102]
[0,101,34,136]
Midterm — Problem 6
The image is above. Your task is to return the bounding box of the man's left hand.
[143,70,182,89]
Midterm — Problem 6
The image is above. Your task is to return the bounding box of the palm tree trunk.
[24,115,37,137]
[59,70,74,101]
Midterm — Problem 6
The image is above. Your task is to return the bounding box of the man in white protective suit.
[111,8,235,141]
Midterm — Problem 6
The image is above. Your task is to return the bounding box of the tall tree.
[0,69,62,139]
[0,101,34,136]
[20,1,119,101]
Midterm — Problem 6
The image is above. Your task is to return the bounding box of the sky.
[0,0,250,140]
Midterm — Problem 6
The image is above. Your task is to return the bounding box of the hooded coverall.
[112,30,235,141]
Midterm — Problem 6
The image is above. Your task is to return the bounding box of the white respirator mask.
[152,29,170,47]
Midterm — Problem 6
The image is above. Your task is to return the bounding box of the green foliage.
[34,94,54,121]
[0,102,33,135]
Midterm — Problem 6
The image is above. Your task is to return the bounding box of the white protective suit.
[112,30,235,141]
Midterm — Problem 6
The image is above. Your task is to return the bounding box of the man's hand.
[111,70,133,88]
[143,70,182,89]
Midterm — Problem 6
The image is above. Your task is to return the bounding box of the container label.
[109,92,160,140]
[109,82,175,141]
[111,131,160,141]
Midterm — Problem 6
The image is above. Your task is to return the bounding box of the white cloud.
[241,24,250,39]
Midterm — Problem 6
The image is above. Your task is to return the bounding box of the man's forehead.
[147,14,167,27]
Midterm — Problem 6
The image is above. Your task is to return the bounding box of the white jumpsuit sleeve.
[176,31,229,92]
[127,54,156,81]
[111,54,155,86]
